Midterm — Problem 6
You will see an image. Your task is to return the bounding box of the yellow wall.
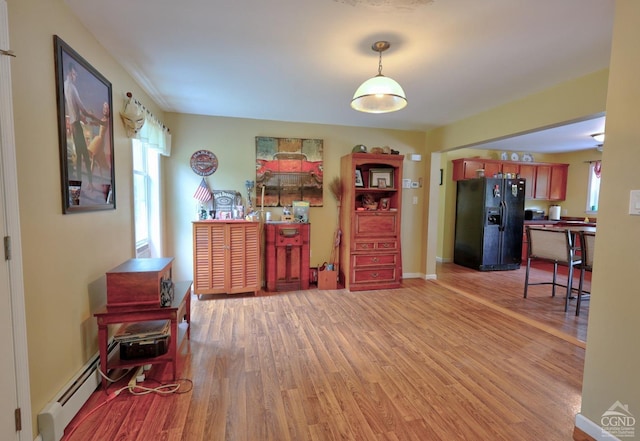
[580,0,640,431]
[426,69,609,153]
[162,114,427,281]
[8,0,167,433]
[7,0,637,437]
[426,71,609,263]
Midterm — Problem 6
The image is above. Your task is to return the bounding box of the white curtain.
[138,114,172,157]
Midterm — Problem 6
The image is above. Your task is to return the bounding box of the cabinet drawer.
[354,239,398,251]
[276,230,302,246]
[353,253,397,267]
[355,212,398,236]
[353,267,396,283]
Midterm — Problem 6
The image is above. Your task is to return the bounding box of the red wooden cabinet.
[340,153,403,291]
[265,222,310,291]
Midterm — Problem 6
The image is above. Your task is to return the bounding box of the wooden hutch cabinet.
[340,153,403,291]
[264,222,310,291]
[192,220,261,296]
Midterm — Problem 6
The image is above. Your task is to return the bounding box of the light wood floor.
[64,264,587,441]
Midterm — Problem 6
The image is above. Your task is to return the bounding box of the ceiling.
[463,114,606,154]
[64,0,614,153]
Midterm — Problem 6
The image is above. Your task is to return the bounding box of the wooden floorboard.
[63,264,586,441]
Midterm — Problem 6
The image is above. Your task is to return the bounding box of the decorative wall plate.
[510,152,520,161]
[190,150,218,176]
[522,153,534,162]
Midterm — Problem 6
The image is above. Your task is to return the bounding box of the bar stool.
[576,230,596,316]
[523,226,582,312]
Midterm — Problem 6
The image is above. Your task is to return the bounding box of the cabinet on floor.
[340,153,404,291]
[192,220,261,296]
[264,222,310,291]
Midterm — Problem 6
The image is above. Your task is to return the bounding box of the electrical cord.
[63,372,193,440]
[126,378,193,396]
[97,366,131,388]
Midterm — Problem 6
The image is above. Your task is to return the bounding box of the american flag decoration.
[193,177,212,202]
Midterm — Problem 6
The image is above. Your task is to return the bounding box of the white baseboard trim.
[436,256,453,263]
[402,272,424,279]
[575,413,621,441]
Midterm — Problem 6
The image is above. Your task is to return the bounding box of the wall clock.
[190,150,218,176]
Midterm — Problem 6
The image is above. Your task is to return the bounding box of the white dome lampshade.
[351,41,407,114]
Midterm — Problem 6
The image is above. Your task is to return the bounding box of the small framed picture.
[378,197,390,211]
[355,169,364,187]
[369,168,394,188]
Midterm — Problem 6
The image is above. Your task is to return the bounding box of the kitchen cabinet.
[340,153,403,291]
[518,164,536,199]
[452,158,488,180]
[192,220,261,296]
[452,158,568,201]
[548,164,569,200]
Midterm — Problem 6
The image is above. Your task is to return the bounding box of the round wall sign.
[190,150,218,176]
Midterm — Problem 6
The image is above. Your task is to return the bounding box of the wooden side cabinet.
[264,222,310,291]
[192,220,261,296]
[340,153,403,291]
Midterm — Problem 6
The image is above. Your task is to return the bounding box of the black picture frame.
[54,35,115,213]
[355,169,364,187]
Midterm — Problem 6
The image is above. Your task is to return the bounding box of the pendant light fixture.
[351,41,407,113]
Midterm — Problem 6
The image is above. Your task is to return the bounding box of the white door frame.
[0,1,34,439]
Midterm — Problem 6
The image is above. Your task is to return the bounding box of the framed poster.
[54,35,115,213]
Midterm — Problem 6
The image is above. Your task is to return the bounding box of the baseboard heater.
[37,340,118,441]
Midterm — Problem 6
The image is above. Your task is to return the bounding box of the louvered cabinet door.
[209,224,227,292]
[228,222,260,294]
[193,221,261,296]
[193,223,214,293]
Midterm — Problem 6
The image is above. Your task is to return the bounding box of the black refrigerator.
[454,177,526,271]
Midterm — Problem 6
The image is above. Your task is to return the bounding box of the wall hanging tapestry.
[255,136,323,207]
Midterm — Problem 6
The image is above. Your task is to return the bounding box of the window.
[132,139,161,257]
[128,100,171,258]
[586,161,601,214]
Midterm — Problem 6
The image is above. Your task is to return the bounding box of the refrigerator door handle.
[500,200,507,231]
